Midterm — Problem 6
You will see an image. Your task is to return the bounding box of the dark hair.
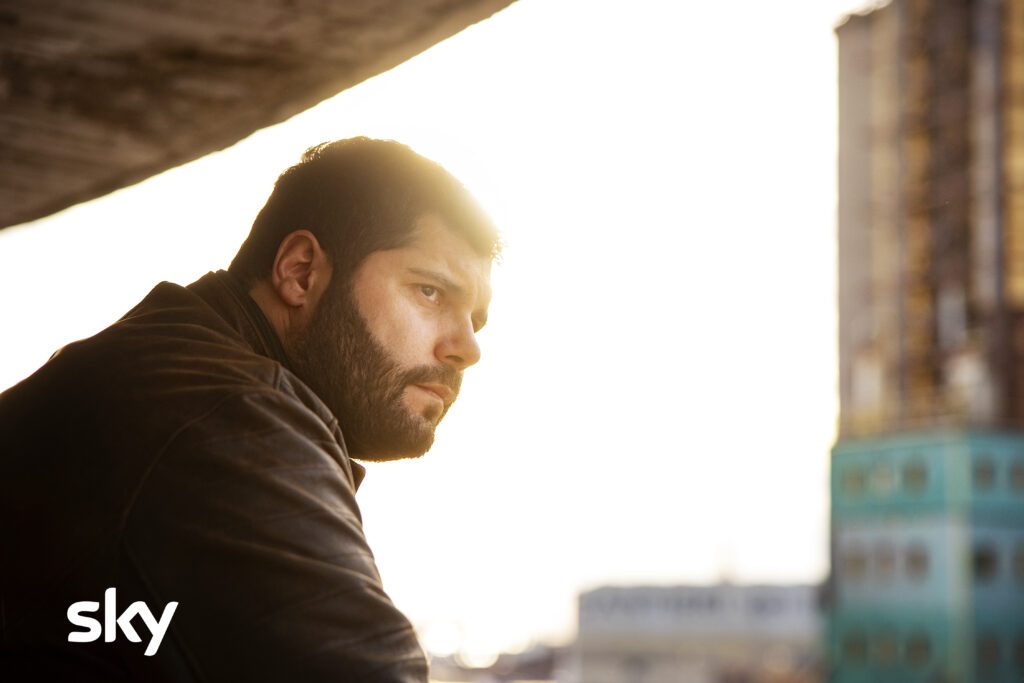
[228,137,501,288]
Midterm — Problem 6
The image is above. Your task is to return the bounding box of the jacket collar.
[186,270,367,490]
[188,270,291,368]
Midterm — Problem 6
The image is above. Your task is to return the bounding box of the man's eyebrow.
[407,267,463,295]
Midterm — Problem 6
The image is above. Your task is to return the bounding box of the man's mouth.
[412,383,454,407]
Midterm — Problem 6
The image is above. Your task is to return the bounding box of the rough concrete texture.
[0,0,515,229]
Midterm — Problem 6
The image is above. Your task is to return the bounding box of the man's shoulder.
[26,277,282,401]
[0,275,328,465]
[106,277,279,380]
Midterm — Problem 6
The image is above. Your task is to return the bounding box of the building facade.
[832,1,1024,680]
[577,584,821,683]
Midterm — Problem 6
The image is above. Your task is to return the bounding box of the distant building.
[833,0,1024,681]
[576,584,822,683]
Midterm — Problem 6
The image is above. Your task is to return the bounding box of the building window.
[842,547,867,582]
[976,635,1000,671]
[748,595,783,615]
[906,632,931,666]
[973,544,999,583]
[875,543,897,582]
[1011,459,1024,493]
[974,458,996,490]
[903,460,928,492]
[843,632,868,663]
[842,468,866,495]
[874,631,898,664]
[906,545,929,581]
[1013,544,1024,583]
[871,463,895,494]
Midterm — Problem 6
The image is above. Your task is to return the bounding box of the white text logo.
[67,587,178,656]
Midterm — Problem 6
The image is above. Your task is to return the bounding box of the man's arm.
[120,389,428,682]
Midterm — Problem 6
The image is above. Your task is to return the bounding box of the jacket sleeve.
[119,389,429,683]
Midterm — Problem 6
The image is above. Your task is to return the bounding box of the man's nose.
[436,318,481,371]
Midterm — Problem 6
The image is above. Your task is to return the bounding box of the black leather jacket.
[0,271,428,682]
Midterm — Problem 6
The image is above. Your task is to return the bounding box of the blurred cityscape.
[430,584,822,683]
[429,0,1024,681]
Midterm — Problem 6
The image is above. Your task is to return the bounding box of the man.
[0,137,499,681]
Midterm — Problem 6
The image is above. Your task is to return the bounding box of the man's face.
[287,215,492,461]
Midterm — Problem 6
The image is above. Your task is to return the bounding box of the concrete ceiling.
[0,0,515,230]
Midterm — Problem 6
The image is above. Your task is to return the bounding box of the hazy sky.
[0,0,869,662]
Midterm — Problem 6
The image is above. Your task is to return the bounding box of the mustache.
[390,364,462,400]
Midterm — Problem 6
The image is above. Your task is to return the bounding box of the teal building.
[829,431,1024,681]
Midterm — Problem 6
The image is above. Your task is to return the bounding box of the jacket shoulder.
[118,388,425,681]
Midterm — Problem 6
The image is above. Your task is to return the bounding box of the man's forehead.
[407,214,485,252]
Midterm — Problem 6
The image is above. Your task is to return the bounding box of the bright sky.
[0,0,869,664]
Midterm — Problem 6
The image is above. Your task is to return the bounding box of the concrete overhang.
[0,0,516,230]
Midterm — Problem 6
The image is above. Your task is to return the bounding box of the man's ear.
[270,230,330,308]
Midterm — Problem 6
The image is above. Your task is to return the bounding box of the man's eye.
[419,285,440,301]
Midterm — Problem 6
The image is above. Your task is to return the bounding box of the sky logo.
[67,587,178,657]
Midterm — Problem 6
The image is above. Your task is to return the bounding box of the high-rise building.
[832,1,1024,681]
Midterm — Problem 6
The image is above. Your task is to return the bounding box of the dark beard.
[285,284,461,461]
